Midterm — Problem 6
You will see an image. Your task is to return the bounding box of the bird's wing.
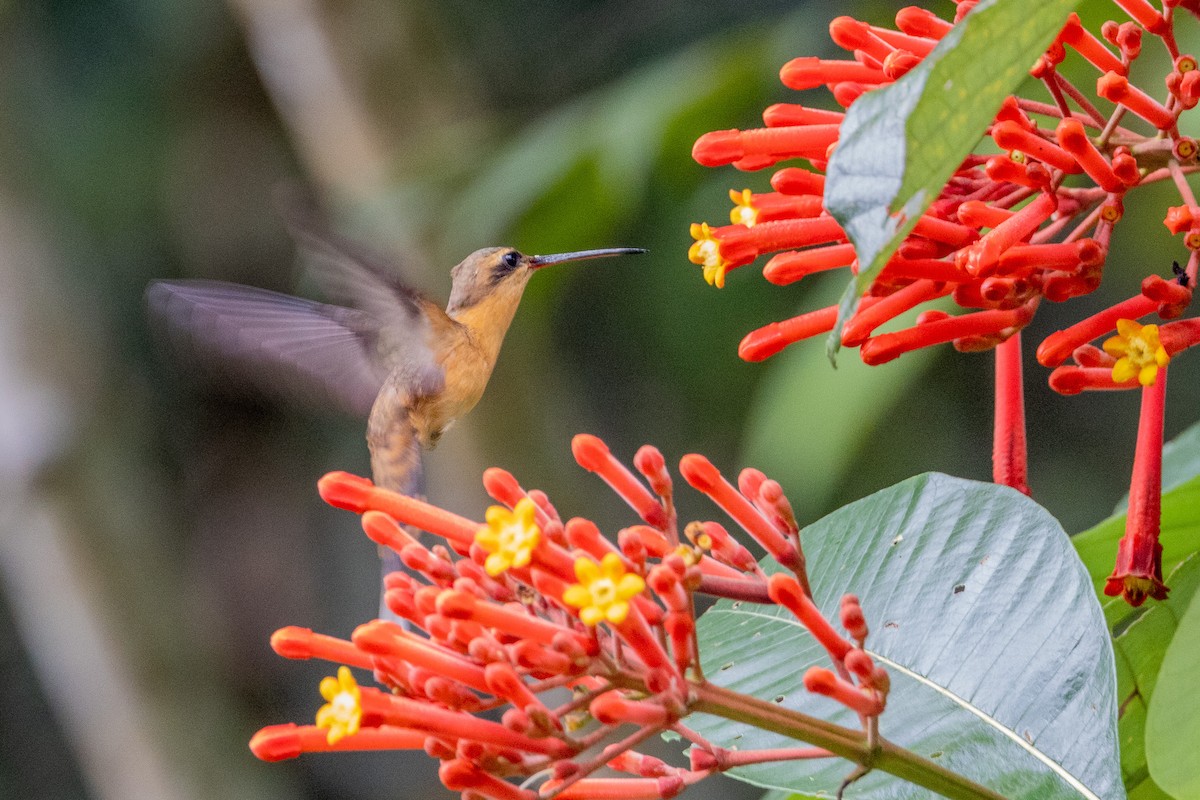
[279,202,453,376]
[146,279,394,418]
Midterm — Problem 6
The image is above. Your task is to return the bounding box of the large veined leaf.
[823,0,1080,358]
[691,473,1121,799]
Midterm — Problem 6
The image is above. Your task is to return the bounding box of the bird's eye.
[501,251,521,270]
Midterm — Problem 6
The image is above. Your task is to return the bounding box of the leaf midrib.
[706,607,1101,800]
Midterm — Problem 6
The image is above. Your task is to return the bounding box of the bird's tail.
[367,406,428,623]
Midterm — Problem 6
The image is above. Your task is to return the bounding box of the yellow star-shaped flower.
[475,497,541,577]
[729,188,759,227]
[562,552,645,626]
[688,222,729,288]
[315,666,362,745]
[1103,318,1170,386]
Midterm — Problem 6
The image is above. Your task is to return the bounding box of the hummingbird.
[147,215,644,533]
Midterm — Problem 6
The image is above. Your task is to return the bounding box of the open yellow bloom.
[688,222,729,288]
[562,552,645,626]
[475,497,541,576]
[729,188,759,227]
[1103,319,1170,386]
[315,666,362,744]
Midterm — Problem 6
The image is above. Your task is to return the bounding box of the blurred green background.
[2,0,1199,798]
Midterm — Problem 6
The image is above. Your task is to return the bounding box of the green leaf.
[1146,584,1200,797]
[823,0,1080,358]
[692,473,1121,799]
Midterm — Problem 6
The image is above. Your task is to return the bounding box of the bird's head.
[446,247,645,314]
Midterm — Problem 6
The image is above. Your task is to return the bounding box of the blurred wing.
[278,199,449,374]
[146,279,397,418]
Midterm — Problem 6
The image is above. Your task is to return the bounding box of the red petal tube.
[762,103,844,127]
[693,124,841,167]
[270,626,375,670]
[895,6,952,39]
[361,511,420,552]
[572,434,668,528]
[1055,118,1123,192]
[860,302,1036,365]
[768,574,852,662]
[738,303,841,362]
[842,279,951,347]
[1048,365,1134,394]
[1035,294,1157,366]
[353,620,493,694]
[780,56,887,90]
[482,467,525,507]
[957,200,1015,229]
[1111,0,1167,33]
[803,667,884,716]
[763,244,857,285]
[1058,13,1126,76]
[829,16,895,63]
[679,455,799,569]
[437,589,586,650]
[318,472,480,549]
[440,759,538,800]
[992,121,1081,173]
[996,239,1102,274]
[1105,372,1170,606]
[250,723,426,762]
[1097,72,1176,130]
[770,167,826,195]
[963,192,1058,277]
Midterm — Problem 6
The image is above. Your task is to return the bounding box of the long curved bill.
[528,247,647,269]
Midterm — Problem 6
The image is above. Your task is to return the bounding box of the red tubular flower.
[1105,371,1170,606]
[860,301,1037,366]
[1036,294,1159,367]
[353,620,493,694]
[679,455,801,570]
[768,574,853,663]
[841,280,951,347]
[270,626,376,670]
[257,435,903,794]
[739,305,839,361]
[779,57,887,90]
[250,723,427,761]
[573,434,668,528]
[440,759,538,800]
[1096,71,1177,129]
[1058,13,1126,75]
[803,667,885,716]
[590,690,675,727]
[319,472,479,551]
[992,121,1081,174]
[693,125,842,168]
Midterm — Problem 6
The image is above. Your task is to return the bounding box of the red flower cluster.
[250,436,889,799]
[688,0,1200,605]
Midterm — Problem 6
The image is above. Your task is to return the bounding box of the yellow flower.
[315,666,362,745]
[475,497,541,576]
[688,222,729,288]
[729,188,759,227]
[1103,319,1170,386]
[562,552,645,626]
